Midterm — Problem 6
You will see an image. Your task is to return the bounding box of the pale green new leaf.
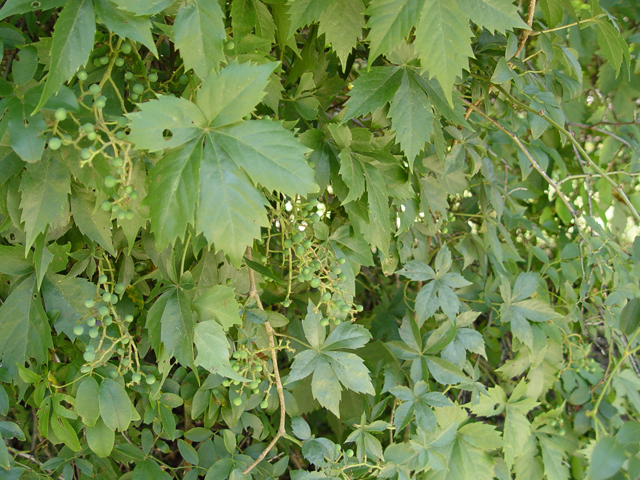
[145,139,202,249]
[19,153,70,250]
[456,0,528,33]
[192,285,242,330]
[197,61,278,127]
[366,0,424,61]
[34,0,95,112]
[342,67,402,121]
[160,289,195,367]
[86,417,114,458]
[126,95,206,152]
[193,321,246,381]
[414,0,474,105]
[0,274,53,380]
[211,120,316,197]
[174,0,225,78]
[70,187,114,255]
[94,0,157,57]
[318,0,366,65]
[388,70,433,169]
[98,378,133,432]
[287,0,333,36]
[196,136,268,265]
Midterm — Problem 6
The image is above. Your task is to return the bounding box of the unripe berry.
[86,317,96,327]
[322,292,332,302]
[282,300,291,307]
[147,73,158,82]
[116,131,126,140]
[102,292,112,303]
[55,108,67,121]
[179,74,189,84]
[126,211,134,220]
[87,131,97,141]
[295,245,304,256]
[224,40,235,51]
[115,57,125,67]
[112,157,123,167]
[80,365,91,373]
[89,327,99,338]
[125,314,134,323]
[77,70,88,81]
[338,273,347,282]
[284,239,293,248]
[80,148,92,160]
[84,298,95,308]
[345,449,354,458]
[114,282,125,294]
[104,176,117,188]
[310,278,320,288]
[338,257,346,265]
[260,400,268,409]
[89,84,101,95]
[132,83,144,95]
[232,397,242,406]
[109,370,118,378]
[103,316,113,326]
[98,306,109,317]
[94,96,106,109]
[83,351,95,362]
[320,318,329,327]
[117,210,126,220]
[293,233,303,243]
[120,43,132,54]
[131,373,141,382]
[61,134,73,145]
[124,71,133,80]
[99,56,109,65]
[48,137,61,150]
[145,375,156,385]
[73,325,84,336]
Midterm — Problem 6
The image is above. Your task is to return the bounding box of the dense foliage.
[0,0,640,478]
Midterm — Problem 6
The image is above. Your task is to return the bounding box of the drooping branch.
[243,246,287,475]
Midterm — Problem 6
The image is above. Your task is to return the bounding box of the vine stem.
[243,246,287,475]
[515,0,537,58]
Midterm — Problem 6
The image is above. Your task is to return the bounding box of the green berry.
[98,306,109,317]
[80,365,91,373]
[322,292,332,302]
[145,375,156,385]
[82,123,94,133]
[86,317,96,327]
[80,148,92,160]
[103,316,113,326]
[55,108,67,121]
[249,381,259,389]
[115,57,125,67]
[87,131,97,141]
[132,83,144,95]
[125,314,134,323]
[297,273,305,282]
[116,348,125,355]
[129,190,139,200]
[295,245,304,256]
[284,239,293,248]
[104,176,117,188]
[130,93,139,101]
[222,380,230,387]
[112,157,123,167]
[122,358,130,367]
[102,292,112,303]
[73,325,84,336]
[101,202,111,213]
[303,240,312,249]
[310,278,321,288]
[345,449,354,458]
[117,210,126,220]
[126,211,134,220]
[179,74,189,84]
[147,73,158,82]
[93,58,102,67]
[89,328,99,338]
[131,373,141,382]
[85,345,95,352]
[260,400,268,409]
[356,304,363,312]
[282,300,291,307]
[338,257,346,265]
[77,70,88,81]
[120,43,132,54]
[89,84,101,95]
[124,71,133,80]
[83,351,95,362]
[94,96,106,109]
[114,283,125,294]
[109,370,118,379]
[99,56,109,65]
[61,134,73,145]
[293,233,303,243]
[232,397,242,406]
[121,337,130,344]
[340,305,350,314]
[260,255,268,263]
[320,318,329,327]
[338,273,347,282]
[116,131,126,140]
[333,318,341,325]
[225,40,235,51]
[311,213,320,223]
[333,266,342,275]
[303,272,313,281]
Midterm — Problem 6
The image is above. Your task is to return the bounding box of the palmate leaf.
[174,0,225,78]
[456,0,528,33]
[0,274,53,380]
[34,0,95,112]
[366,0,425,62]
[342,66,403,121]
[414,0,473,105]
[109,0,173,15]
[94,0,157,57]
[192,285,242,331]
[160,288,195,367]
[287,0,333,36]
[318,0,366,65]
[193,320,246,382]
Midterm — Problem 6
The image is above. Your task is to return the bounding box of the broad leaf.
[318,0,365,65]
[193,320,246,381]
[86,417,115,457]
[366,0,424,61]
[192,285,242,330]
[287,0,333,36]
[94,0,157,57]
[98,378,133,432]
[70,187,114,255]
[75,376,100,426]
[342,67,402,120]
[160,289,195,367]
[456,0,528,33]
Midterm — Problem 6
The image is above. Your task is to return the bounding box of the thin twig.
[7,447,64,480]
[568,123,639,152]
[243,246,287,475]
[515,0,537,58]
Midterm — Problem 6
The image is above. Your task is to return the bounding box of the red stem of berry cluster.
[243,247,287,475]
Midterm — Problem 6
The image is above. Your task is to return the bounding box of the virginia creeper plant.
[0,0,640,479]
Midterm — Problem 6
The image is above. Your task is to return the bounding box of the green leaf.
[193,320,246,381]
[366,0,424,61]
[19,153,70,250]
[456,0,528,33]
[177,439,199,465]
[586,436,625,480]
[593,18,631,77]
[414,0,473,105]
[86,417,115,457]
[145,139,202,249]
[98,378,133,432]
[133,458,172,480]
[0,274,53,380]
[108,0,174,15]
[50,412,81,452]
[503,406,530,469]
[0,245,34,276]
[539,435,569,480]
[75,376,100,426]
[94,0,157,57]
[0,0,66,20]
[0,386,8,417]
[193,285,242,330]
[34,0,95,112]
[8,105,47,163]
[174,0,225,78]
[211,120,316,197]
[388,70,433,168]
[196,135,268,265]
[323,321,372,350]
[339,149,365,203]
[197,61,278,127]
[160,288,195,367]
[287,0,333,36]
[291,416,312,440]
[0,437,8,470]
[318,0,365,65]
[42,274,95,340]
[33,233,53,291]
[620,297,640,335]
[425,355,468,384]
[342,67,402,120]
[126,96,206,152]
[70,187,114,255]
